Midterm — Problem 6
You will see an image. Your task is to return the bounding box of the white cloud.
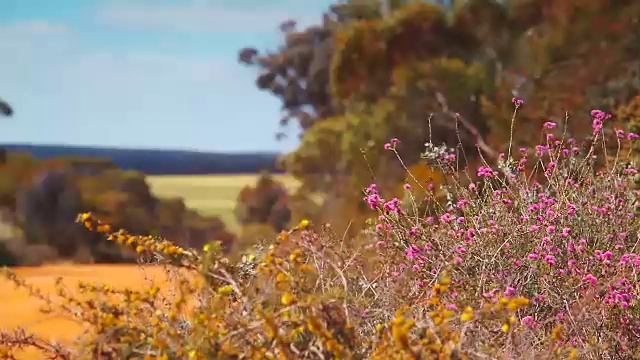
[95,3,321,33]
[0,20,69,35]
[0,20,73,55]
[0,19,260,146]
[0,19,249,93]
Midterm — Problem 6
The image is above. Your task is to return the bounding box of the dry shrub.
[1,105,640,359]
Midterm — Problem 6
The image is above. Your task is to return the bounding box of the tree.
[0,98,12,116]
[237,0,412,140]
[0,98,12,163]
[240,0,640,232]
[234,172,292,233]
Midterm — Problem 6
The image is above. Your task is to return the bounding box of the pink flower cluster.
[360,107,640,350]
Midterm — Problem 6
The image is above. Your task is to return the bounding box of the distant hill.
[0,144,283,175]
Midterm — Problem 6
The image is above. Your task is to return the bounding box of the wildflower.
[544,255,556,265]
[96,224,111,233]
[217,285,234,295]
[521,316,534,325]
[299,219,310,228]
[583,274,598,286]
[460,307,474,321]
[281,292,296,306]
[504,287,516,297]
[203,244,210,252]
[408,227,418,237]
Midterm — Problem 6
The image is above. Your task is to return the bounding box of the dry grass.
[0,264,172,359]
[147,174,300,231]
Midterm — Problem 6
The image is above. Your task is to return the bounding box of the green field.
[147,174,300,231]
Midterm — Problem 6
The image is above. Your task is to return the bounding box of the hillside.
[0,144,282,175]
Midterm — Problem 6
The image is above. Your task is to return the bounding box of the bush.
[234,172,292,232]
[2,106,640,358]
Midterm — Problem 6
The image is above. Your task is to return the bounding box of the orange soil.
[0,264,173,359]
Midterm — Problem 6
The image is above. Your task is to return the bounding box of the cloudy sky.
[0,0,332,152]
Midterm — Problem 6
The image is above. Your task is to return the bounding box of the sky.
[0,0,333,153]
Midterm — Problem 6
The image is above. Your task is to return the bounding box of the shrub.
[1,104,640,359]
[234,172,292,232]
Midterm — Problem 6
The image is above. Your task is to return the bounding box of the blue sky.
[0,0,333,153]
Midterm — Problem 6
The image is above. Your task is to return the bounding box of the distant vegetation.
[0,150,238,266]
[0,144,282,175]
[0,144,288,266]
[148,173,300,231]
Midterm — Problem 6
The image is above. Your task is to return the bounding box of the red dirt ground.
[0,264,173,359]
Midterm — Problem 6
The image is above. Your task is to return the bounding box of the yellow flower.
[501,323,510,333]
[299,219,310,228]
[568,348,579,359]
[203,244,210,252]
[96,224,111,233]
[281,292,296,305]
[289,249,303,262]
[217,285,234,295]
[460,307,474,322]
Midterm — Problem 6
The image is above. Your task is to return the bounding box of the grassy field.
[0,264,173,359]
[147,174,300,231]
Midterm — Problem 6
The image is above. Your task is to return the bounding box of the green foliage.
[283,117,346,192]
